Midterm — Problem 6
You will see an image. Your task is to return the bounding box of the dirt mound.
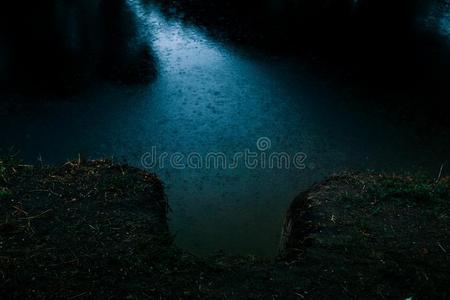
[1,159,448,299]
[0,158,293,299]
[281,173,450,299]
[0,159,169,298]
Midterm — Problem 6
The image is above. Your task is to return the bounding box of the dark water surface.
[1,1,450,256]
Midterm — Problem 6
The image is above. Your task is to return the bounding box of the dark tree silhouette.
[0,0,155,95]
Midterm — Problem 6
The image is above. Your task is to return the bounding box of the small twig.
[17,164,33,168]
[30,189,61,197]
[68,292,87,300]
[63,161,76,168]
[435,163,444,183]
[26,219,35,234]
[37,153,44,168]
[48,259,79,267]
[19,209,53,220]
[0,170,7,183]
[437,242,447,253]
[12,205,29,215]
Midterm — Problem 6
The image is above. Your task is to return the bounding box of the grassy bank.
[282,172,450,298]
[0,157,448,298]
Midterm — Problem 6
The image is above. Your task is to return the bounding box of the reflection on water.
[423,0,450,39]
[1,1,449,256]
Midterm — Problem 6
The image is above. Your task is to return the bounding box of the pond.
[1,1,449,256]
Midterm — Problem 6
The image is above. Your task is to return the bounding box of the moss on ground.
[282,172,450,299]
[0,157,448,299]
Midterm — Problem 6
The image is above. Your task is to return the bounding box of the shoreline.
[1,158,448,298]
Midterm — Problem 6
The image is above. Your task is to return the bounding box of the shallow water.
[1,2,449,256]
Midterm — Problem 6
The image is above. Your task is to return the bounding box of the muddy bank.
[0,158,169,298]
[1,158,449,298]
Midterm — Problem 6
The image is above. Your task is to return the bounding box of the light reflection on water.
[422,0,450,39]
[1,1,449,256]
[130,2,450,255]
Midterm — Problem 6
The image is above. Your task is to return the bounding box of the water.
[1,2,449,256]
[422,0,450,39]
